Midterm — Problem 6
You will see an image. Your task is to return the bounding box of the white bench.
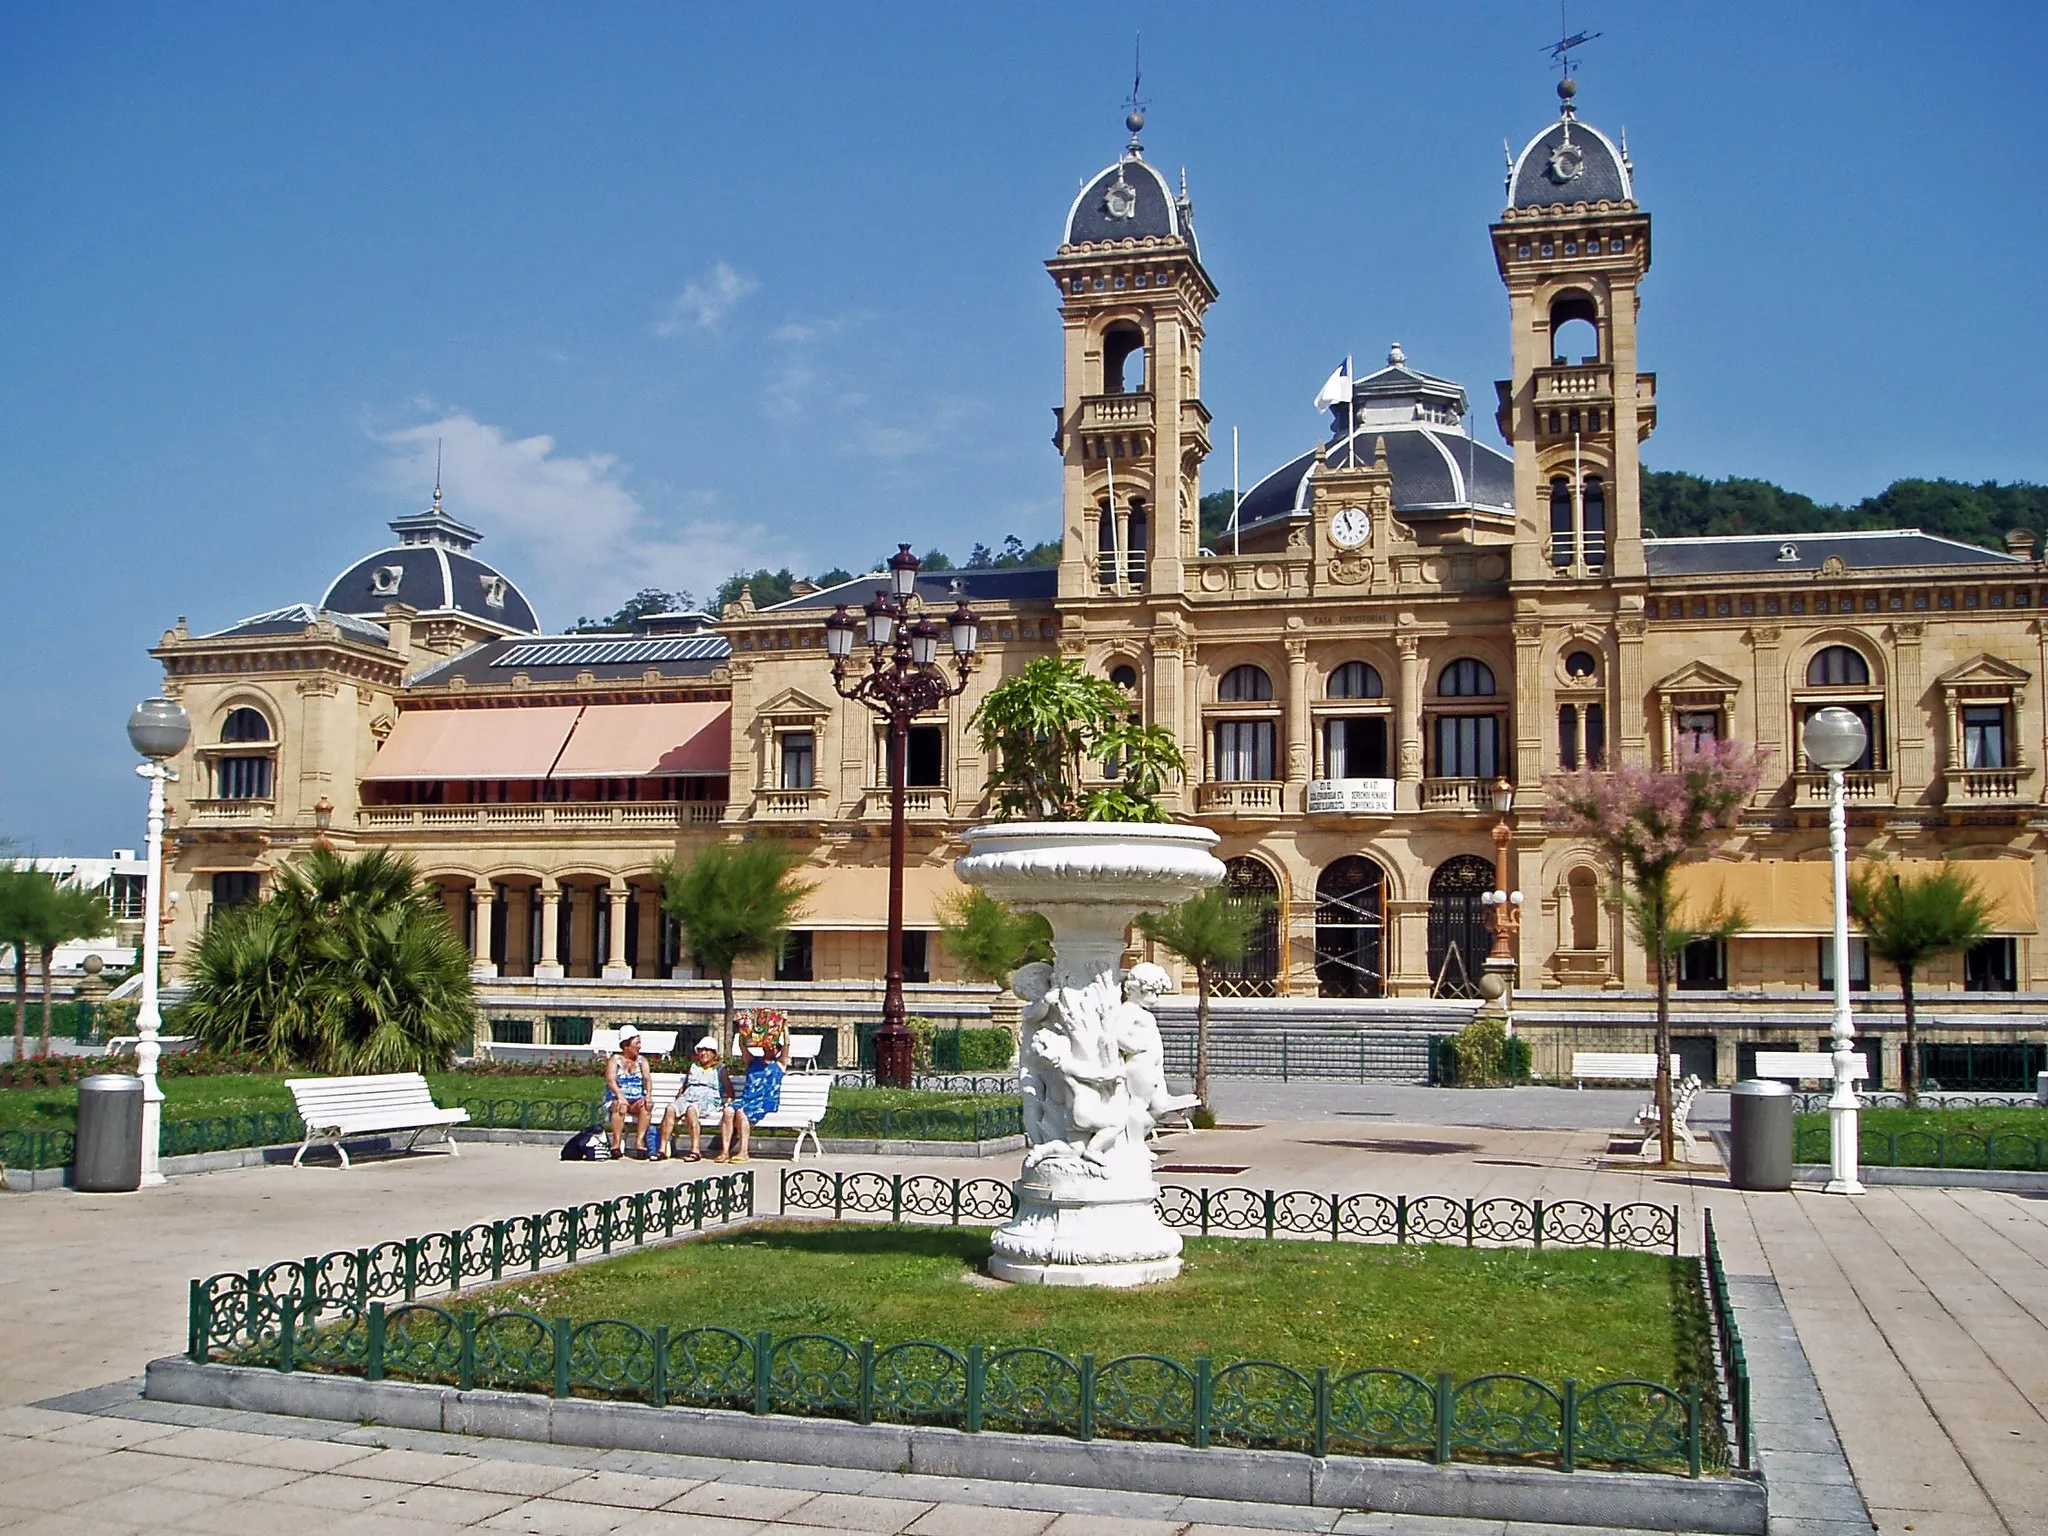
[787,1033,824,1070]
[1635,1072,1704,1157]
[286,1073,469,1168]
[1753,1051,1869,1084]
[592,1028,679,1058]
[645,1069,833,1160]
[1572,1052,1681,1087]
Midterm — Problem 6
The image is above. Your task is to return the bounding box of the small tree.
[656,840,815,1031]
[0,869,59,1061]
[1134,888,1271,1111]
[37,881,111,1058]
[1548,739,1765,1163]
[970,656,1185,822]
[1850,861,1994,1105]
[936,888,1052,983]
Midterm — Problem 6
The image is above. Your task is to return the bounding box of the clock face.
[1329,507,1372,548]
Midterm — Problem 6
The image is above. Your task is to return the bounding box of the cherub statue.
[1109,963,1201,1144]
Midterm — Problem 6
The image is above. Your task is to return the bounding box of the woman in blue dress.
[716,1038,784,1164]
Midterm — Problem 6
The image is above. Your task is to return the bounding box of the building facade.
[147,84,2048,1081]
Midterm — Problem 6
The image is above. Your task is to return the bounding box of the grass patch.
[476,1220,1714,1387]
[1796,1105,2048,1168]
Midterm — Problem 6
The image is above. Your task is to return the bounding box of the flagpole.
[1231,426,1241,557]
[1346,353,1356,468]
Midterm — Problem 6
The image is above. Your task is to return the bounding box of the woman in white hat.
[660,1035,733,1162]
[601,1024,653,1159]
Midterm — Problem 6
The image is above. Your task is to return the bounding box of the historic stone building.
[147,83,2048,1082]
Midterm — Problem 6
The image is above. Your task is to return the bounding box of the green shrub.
[955,1026,1015,1071]
[904,1020,1015,1072]
[1449,1015,1508,1085]
[1501,1034,1533,1083]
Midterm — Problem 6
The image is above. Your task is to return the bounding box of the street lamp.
[1481,778,1524,964]
[1803,705,1869,1195]
[126,695,191,1187]
[826,546,980,1087]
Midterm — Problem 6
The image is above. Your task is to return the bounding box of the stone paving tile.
[549,1469,709,1510]
[613,1515,773,1536]
[1038,1513,1191,1536]
[346,1445,488,1483]
[718,1459,895,1495]
[764,1490,939,1531]
[68,1481,239,1528]
[590,1448,753,1483]
[0,1434,114,1481]
[436,1459,599,1498]
[325,1510,477,1536]
[0,1462,167,1512]
[264,1470,415,1512]
[1332,1517,1507,1536]
[0,1405,79,1437]
[34,1413,183,1449]
[153,1455,311,1497]
[0,1514,151,1536]
[379,1482,534,1524]
[663,1481,819,1520]
[1172,1497,1338,1531]
[481,1497,642,1535]
[904,1503,1060,1536]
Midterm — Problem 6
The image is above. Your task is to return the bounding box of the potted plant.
[955,656,1223,1286]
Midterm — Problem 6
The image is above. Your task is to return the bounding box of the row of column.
[461,879,648,981]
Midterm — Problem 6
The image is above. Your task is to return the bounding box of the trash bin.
[1728,1078,1794,1192]
[74,1074,144,1192]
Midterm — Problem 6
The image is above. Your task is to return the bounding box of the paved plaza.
[3,1087,2044,1534]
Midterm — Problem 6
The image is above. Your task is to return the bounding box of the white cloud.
[377,413,791,625]
[654,261,760,336]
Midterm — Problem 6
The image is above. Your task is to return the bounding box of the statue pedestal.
[956,821,1224,1289]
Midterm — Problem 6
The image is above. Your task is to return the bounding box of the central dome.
[319,490,539,634]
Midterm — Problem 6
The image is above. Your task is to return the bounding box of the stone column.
[1748,625,1785,773]
[1284,633,1311,805]
[470,880,497,978]
[1513,618,1545,790]
[1614,610,1647,767]
[603,881,632,980]
[635,885,660,980]
[535,881,564,980]
[1891,621,1927,795]
[1385,898,1432,997]
[1395,634,1423,808]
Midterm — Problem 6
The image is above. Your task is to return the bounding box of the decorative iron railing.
[1790,1092,2038,1112]
[187,1173,753,1355]
[1701,1211,1752,1471]
[776,1170,1683,1254]
[1793,1123,2048,1171]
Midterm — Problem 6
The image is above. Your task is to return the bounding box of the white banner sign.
[1306,778,1397,815]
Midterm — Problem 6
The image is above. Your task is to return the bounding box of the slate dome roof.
[319,491,539,633]
[1063,125,1198,258]
[1508,86,1631,209]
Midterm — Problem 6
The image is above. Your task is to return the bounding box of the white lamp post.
[127,696,191,1186]
[1802,705,1868,1195]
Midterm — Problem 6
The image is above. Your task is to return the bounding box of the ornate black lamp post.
[824,545,980,1087]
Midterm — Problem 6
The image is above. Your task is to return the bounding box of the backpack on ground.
[560,1127,609,1161]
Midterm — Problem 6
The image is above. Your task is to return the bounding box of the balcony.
[1077,391,1154,429]
[862,787,953,820]
[356,802,726,831]
[188,798,274,826]
[753,789,831,820]
[1946,767,2034,806]
[1420,778,1494,812]
[1532,364,1614,406]
[1195,781,1284,817]
[1793,771,1893,807]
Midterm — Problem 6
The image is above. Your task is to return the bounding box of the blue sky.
[4,1,2044,853]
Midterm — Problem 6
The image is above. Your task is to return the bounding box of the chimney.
[2004,528,2037,561]
[382,602,416,657]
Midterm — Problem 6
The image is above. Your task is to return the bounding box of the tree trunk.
[37,945,55,1059]
[720,968,737,1040]
[10,949,24,1063]
[1900,962,1920,1108]
[1653,885,1675,1166]
[1194,964,1211,1109]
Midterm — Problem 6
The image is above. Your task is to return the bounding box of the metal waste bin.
[74,1074,144,1192]
[1728,1078,1794,1191]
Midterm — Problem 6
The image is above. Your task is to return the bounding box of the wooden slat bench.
[1571,1052,1681,1087]
[286,1073,470,1169]
[591,1028,679,1059]
[1634,1072,1705,1157]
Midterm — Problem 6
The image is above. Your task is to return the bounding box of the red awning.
[363,707,581,781]
[549,703,730,778]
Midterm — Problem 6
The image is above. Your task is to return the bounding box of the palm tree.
[0,868,59,1061]
[36,881,111,1057]
[178,846,476,1072]
[1850,861,1994,1105]
[1134,888,1271,1110]
[656,840,814,1032]
[936,888,1052,983]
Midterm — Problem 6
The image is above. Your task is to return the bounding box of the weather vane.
[1543,2,1600,76]
[1123,34,1147,125]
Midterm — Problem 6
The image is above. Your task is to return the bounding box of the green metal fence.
[1793,1123,2048,1171]
[777,1169,1684,1253]
[1701,1210,1752,1471]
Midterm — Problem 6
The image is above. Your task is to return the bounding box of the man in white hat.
[660,1035,733,1162]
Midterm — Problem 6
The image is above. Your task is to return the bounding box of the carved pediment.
[1653,659,1744,696]
[1936,653,2032,690]
[757,687,833,719]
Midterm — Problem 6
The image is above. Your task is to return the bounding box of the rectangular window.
[1214,720,1276,782]
[1676,710,1721,752]
[217,756,273,800]
[906,724,945,787]
[1324,716,1387,779]
[901,929,929,984]
[1585,703,1605,768]
[1963,705,2009,769]
[1433,714,1499,779]
[1817,936,1870,991]
[1964,937,2017,993]
[1558,705,1579,770]
[211,871,261,912]
[779,732,815,790]
[1676,937,1726,991]
[775,930,814,982]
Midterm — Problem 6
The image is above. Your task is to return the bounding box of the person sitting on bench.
[715,1037,784,1165]
[600,1025,653,1160]
[660,1036,733,1162]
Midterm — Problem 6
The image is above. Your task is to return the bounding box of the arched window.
[1807,646,1871,687]
[1109,663,1139,691]
[1438,659,1495,697]
[1214,858,1281,999]
[1327,661,1383,700]
[1102,322,1146,395]
[1219,664,1273,702]
[220,707,272,743]
[1549,478,1574,568]
[1549,292,1600,364]
[1427,855,1496,999]
[1315,856,1385,999]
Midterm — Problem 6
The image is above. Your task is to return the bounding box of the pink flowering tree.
[1547,738,1766,1164]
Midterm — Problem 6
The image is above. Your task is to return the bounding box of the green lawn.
[1796,1105,2048,1169]
[474,1220,1714,1387]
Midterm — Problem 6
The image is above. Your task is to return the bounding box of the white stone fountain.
[955,820,1225,1286]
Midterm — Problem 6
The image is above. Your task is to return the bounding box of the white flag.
[1313,358,1351,412]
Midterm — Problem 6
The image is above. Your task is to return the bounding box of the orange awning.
[1673,859,2038,936]
[364,707,582,781]
[785,862,965,930]
[549,703,730,779]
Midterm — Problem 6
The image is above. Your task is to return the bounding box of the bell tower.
[1492,77,1654,587]
[1049,110,1216,604]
